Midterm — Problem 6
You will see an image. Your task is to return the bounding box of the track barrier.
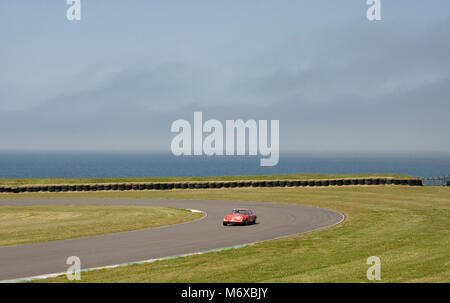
[421,175,449,186]
[0,177,424,194]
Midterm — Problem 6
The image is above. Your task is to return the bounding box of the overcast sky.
[1,1,449,153]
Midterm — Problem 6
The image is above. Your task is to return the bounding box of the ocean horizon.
[0,151,449,179]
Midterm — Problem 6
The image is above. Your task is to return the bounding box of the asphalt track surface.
[0,199,344,281]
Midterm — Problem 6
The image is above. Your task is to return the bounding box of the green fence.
[421,175,450,186]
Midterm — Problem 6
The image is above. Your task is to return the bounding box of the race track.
[0,199,344,281]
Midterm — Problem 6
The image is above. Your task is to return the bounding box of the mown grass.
[0,173,414,187]
[11,185,448,283]
[0,205,202,247]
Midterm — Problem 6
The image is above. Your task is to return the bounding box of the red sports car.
[223,208,257,226]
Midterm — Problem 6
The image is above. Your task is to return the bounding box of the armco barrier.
[0,178,423,194]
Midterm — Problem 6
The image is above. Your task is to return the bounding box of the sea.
[0,152,449,179]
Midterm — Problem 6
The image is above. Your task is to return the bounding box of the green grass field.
[0,173,414,187]
[0,205,202,247]
[2,184,445,283]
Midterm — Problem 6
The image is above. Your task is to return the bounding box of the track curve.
[0,199,344,281]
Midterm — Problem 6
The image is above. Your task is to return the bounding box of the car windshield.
[232,210,249,215]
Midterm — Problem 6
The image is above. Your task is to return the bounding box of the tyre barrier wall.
[0,178,423,194]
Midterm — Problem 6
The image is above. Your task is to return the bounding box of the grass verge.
[0,205,202,247]
[11,185,448,283]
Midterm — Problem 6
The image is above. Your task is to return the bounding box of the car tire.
[223,222,227,226]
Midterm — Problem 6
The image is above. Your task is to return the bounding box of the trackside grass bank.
[10,185,447,283]
[0,173,414,187]
[0,205,202,247]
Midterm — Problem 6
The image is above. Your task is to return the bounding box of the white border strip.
[187,209,203,213]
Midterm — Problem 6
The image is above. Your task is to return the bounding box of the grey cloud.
[0,22,449,152]
[234,23,450,107]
